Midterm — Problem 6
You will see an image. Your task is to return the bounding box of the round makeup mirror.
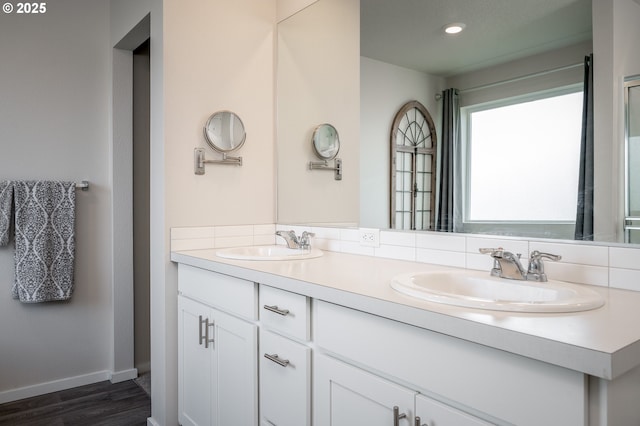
[203,111,246,153]
[311,123,340,160]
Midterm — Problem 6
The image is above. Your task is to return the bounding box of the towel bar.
[75,180,89,191]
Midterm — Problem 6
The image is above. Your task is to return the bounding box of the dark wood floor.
[0,380,150,426]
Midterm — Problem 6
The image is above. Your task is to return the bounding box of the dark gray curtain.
[575,54,594,240]
[436,88,460,232]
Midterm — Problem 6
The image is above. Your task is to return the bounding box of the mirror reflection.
[625,77,640,244]
[312,124,340,160]
[277,0,607,241]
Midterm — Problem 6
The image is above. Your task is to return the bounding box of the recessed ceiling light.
[444,23,466,35]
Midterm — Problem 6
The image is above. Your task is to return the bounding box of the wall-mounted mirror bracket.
[194,147,242,174]
[309,158,342,180]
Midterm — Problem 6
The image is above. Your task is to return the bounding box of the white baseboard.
[147,417,161,426]
[0,370,110,404]
[109,367,138,383]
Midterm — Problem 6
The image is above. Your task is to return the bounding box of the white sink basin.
[216,245,323,261]
[390,270,605,313]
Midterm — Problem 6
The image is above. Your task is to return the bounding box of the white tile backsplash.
[465,252,497,272]
[544,262,609,287]
[530,241,608,267]
[215,225,254,238]
[215,235,253,248]
[311,226,342,240]
[253,223,276,236]
[416,233,465,252]
[380,230,416,247]
[171,224,640,292]
[610,268,640,291]
[610,246,640,270]
[417,248,466,268]
[340,228,360,242]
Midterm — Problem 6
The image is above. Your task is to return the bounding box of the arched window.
[390,101,437,230]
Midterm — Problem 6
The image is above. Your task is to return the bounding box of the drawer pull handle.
[264,353,290,367]
[198,315,214,348]
[263,304,290,316]
[414,416,424,426]
[393,406,407,426]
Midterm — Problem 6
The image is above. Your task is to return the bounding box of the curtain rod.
[458,62,584,95]
[435,62,584,99]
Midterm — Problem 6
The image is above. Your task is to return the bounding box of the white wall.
[360,57,445,229]
[0,0,113,401]
[276,0,317,22]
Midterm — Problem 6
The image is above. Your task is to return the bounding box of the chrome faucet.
[479,248,561,282]
[275,230,315,250]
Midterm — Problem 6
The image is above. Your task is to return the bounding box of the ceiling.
[360,0,592,77]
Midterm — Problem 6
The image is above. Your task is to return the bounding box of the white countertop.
[171,248,640,380]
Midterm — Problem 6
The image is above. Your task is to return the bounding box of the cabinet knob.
[393,406,407,426]
[264,353,290,367]
[263,304,290,316]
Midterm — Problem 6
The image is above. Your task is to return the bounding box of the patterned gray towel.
[12,181,76,303]
[0,181,12,246]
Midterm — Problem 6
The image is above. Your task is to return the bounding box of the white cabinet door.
[212,308,258,426]
[178,295,258,426]
[415,394,493,426]
[314,354,416,426]
[178,296,213,426]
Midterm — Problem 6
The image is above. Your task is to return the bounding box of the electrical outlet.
[358,228,380,248]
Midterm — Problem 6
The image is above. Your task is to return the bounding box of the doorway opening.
[133,38,151,386]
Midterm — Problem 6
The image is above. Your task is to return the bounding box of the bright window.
[463,89,583,223]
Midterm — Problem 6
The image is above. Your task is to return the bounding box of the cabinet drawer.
[178,264,257,320]
[260,285,309,340]
[260,330,311,426]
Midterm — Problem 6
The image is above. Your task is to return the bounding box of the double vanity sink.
[173,238,640,425]
[216,244,605,314]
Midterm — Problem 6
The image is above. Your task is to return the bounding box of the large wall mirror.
[276,0,640,244]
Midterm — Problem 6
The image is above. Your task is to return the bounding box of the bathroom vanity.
[171,248,640,426]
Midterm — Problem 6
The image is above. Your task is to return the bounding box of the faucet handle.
[527,250,561,282]
[530,250,562,262]
[478,247,503,256]
[479,248,504,277]
[300,231,315,249]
